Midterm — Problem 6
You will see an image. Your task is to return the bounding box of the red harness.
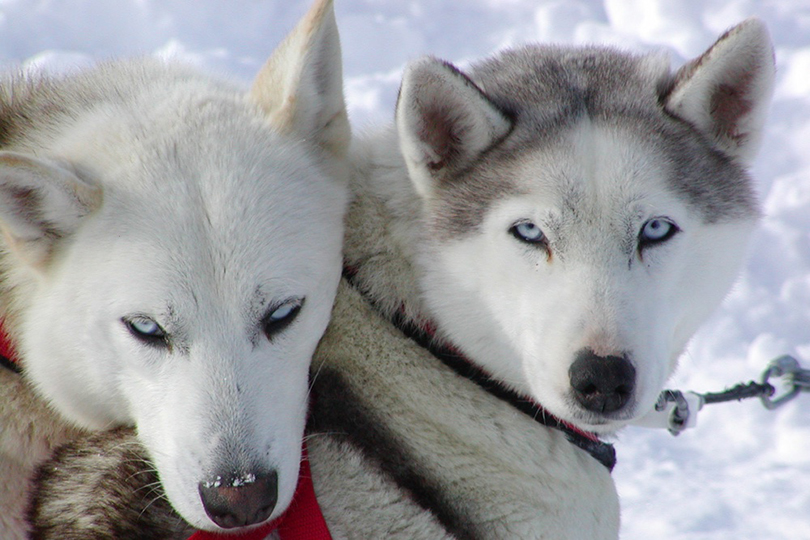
[187,444,331,540]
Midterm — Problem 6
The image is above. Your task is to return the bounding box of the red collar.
[188,443,330,540]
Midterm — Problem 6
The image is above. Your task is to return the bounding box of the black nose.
[198,469,278,529]
[569,349,636,414]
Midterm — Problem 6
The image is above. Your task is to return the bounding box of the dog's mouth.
[561,394,640,434]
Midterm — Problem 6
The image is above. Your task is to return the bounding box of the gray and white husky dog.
[29,17,773,540]
[0,0,350,537]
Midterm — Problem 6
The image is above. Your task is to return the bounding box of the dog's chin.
[180,507,274,534]
[562,403,639,436]
[575,416,632,436]
[159,488,210,532]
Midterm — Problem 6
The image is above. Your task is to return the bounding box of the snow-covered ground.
[0,0,807,538]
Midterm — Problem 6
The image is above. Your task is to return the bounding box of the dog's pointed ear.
[250,0,349,157]
[0,152,102,269]
[396,57,513,198]
[663,18,775,166]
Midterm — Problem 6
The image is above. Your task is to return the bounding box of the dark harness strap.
[344,267,615,471]
[0,352,21,374]
[389,310,616,472]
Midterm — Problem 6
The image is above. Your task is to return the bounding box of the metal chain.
[641,355,808,436]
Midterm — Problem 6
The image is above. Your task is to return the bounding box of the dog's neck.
[343,126,437,333]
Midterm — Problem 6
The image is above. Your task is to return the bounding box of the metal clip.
[760,355,810,410]
[633,390,704,435]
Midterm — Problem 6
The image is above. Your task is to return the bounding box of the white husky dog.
[0,0,349,537]
[30,17,774,540]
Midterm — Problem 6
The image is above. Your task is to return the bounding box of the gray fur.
[428,44,759,242]
[0,367,84,539]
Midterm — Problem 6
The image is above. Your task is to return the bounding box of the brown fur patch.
[29,427,194,540]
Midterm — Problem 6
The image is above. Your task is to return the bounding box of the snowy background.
[1,0,807,538]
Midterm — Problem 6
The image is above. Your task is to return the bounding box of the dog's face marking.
[398,19,773,433]
[0,0,349,530]
[423,121,756,431]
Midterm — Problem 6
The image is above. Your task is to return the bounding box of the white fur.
[309,281,619,539]
[0,0,348,534]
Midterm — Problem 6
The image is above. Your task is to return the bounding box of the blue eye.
[123,316,168,348]
[261,298,303,340]
[639,218,679,248]
[129,318,160,335]
[268,303,296,321]
[511,221,546,245]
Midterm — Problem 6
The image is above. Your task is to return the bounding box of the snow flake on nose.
[231,473,257,487]
[201,477,223,489]
[201,473,257,489]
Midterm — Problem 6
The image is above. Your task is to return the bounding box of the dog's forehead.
[431,47,758,239]
[509,121,670,199]
[470,44,669,127]
[500,118,756,225]
[68,96,344,307]
[468,45,758,223]
[494,125,678,256]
